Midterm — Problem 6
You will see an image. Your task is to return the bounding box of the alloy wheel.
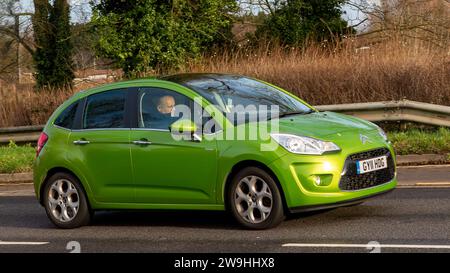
[234,175,273,224]
[48,179,80,222]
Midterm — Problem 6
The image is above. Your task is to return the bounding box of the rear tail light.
[36,132,48,158]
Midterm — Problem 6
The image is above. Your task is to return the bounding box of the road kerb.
[396,154,448,166]
[0,173,33,184]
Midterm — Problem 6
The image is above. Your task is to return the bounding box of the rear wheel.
[43,172,91,228]
[228,167,285,229]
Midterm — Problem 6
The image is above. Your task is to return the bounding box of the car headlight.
[377,127,389,142]
[270,133,340,155]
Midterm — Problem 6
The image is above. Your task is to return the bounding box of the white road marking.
[0,191,35,196]
[0,182,33,186]
[283,243,450,249]
[397,164,450,169]
[0,241,49,245]
[415,182,450,186]
[397,183,450,189]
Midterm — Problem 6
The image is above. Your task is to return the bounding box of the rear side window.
[83,90,127,129]
[54,102,78,129]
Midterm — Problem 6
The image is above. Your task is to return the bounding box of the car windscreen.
[171,75,312,125]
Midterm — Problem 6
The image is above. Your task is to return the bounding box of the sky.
[17,0,92,22]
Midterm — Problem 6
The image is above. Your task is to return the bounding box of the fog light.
[309,174,333,187]
[314,176,321,186]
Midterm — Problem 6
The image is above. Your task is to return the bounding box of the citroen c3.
[34,73,397,229]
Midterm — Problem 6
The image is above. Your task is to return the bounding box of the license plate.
[356,155,388,174]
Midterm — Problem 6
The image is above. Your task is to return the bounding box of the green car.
[34,73,396,229]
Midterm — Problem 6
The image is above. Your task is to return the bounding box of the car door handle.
[73,140,90,145]
[132,139,152,146]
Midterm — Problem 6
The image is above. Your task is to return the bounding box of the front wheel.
[228,167,285,229]
[43,172,91,229]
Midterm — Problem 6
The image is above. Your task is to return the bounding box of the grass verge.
[0,141,35,174]
[388,127,450,155]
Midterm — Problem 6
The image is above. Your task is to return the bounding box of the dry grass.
[0,39,449,127]
[0,81,103,127]
[186,39,450,106]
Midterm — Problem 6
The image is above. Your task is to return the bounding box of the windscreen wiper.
[265,109,314,121]
[278,109,314,118]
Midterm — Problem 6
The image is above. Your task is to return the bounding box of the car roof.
[68,73,244,102]
[159,73,244,85]
[76,73,242,96]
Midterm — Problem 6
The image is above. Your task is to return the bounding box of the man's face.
[157,96,175,114]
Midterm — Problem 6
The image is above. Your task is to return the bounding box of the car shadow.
[91,210,242,230]
[285,208,337,221]
[91,207,343,229]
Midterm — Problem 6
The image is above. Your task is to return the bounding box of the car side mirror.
[169,119,201,142]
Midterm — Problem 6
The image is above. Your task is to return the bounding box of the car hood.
[271,111,378,139]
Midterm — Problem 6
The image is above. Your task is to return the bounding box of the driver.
[148,95,177,129]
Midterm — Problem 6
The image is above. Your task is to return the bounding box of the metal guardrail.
[315,100,450,127]
[0,100,449,144]
[0,125,44,145]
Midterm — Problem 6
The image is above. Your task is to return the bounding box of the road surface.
[0,165,449,253]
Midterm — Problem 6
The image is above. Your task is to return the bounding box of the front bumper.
[288,188,395,213]
[268,140,397,209]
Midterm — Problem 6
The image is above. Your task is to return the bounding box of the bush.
[91,0,238,77]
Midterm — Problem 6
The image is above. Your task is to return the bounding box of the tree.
[90,0,238,78]
[350,0,450,49]
[0,0,34,82]
[32,0,74,89]
[254,0,353,46]
[48,0,74,87]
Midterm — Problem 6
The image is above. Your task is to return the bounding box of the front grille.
[339,148,395,191]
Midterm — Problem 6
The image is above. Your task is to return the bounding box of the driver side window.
[137,87,220,134]
[138,88,192,130]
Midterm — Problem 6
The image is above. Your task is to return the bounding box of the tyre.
[228,167,285,229]
[43,172,92,228]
